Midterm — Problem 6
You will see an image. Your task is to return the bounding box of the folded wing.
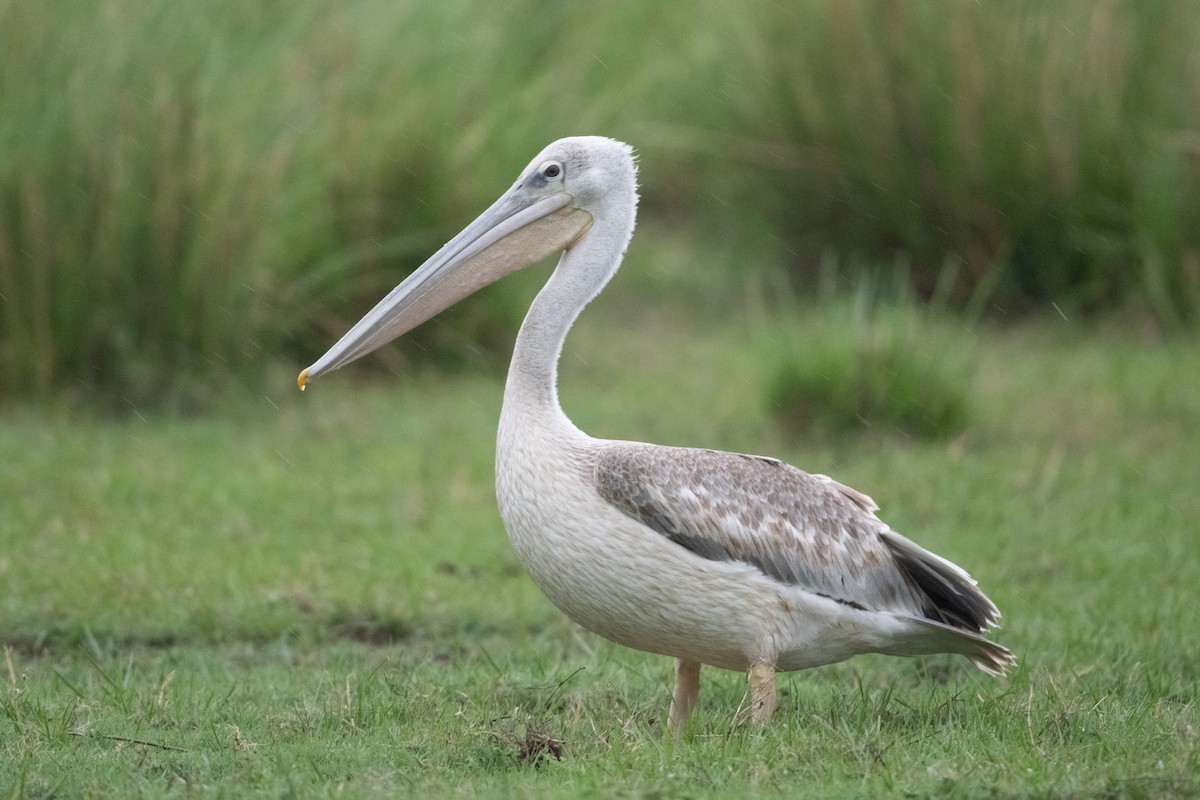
[593,442,1002,634]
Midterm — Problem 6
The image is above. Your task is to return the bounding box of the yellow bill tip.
[297,367,310,391]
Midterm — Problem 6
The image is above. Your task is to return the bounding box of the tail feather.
[881,530,1015,676]
[904,617,1018,676]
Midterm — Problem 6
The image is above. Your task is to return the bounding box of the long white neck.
[501,198,637,439]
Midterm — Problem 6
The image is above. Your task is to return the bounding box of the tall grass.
[2,1,1199,407]
[710,0,1200,322]
[0,1,659,406]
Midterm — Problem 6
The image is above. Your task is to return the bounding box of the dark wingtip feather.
[881,530,1002,633]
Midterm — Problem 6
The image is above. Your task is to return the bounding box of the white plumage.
[301,136,1014,732]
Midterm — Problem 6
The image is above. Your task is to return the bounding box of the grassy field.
[3,6,1199,794]
[3,286,1197,797]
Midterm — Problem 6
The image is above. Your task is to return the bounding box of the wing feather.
[594,442,1000,631]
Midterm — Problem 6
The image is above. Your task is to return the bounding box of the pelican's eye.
[540,161,563,180]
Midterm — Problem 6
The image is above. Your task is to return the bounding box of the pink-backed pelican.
[299,137,1014,732]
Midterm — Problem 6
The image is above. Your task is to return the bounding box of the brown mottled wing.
[594,442,999,630]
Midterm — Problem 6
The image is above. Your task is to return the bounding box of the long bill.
[299,189,593,389]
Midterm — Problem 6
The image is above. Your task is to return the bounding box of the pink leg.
[748,661,776,725]
[668,658,701,735]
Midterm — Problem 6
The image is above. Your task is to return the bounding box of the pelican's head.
[298,136,636,389]
[518,136,638,220]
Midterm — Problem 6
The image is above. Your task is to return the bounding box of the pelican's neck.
[502,205,636,437]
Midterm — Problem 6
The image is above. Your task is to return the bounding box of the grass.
[0,0,661,405]
[711,0,1200,323]
[763,292,973,439]
[3,291,1198,796]
[3,1,1200,406]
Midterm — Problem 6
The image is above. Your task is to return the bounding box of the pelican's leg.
[748,661,777,725]
[668,658,701,735]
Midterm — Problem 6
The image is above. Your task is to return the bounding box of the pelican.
[299,137,1014,733]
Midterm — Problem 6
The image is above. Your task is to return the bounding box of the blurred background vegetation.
[1,0,1198,410]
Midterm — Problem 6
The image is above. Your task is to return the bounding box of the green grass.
[3,1,1200,406]
[763,294,974,439]
[0,0,663,405]
[709,0,1200,323]
[3,297,1198,797]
